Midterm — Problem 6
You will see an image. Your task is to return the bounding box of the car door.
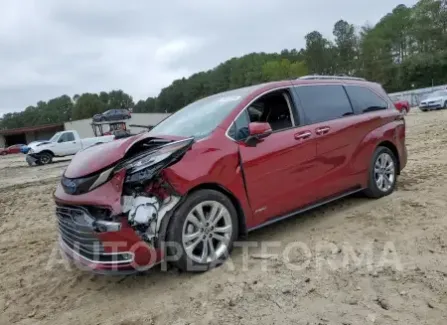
[57,132,81,156]
[293,84,361,199]
[232,88,319,227]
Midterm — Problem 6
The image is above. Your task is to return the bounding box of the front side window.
[149,86,260,139]
[229,89,296,141]
[294,85,353,124]
[344,85,388,114]
[59,132,75,142]
[50,132,62,142]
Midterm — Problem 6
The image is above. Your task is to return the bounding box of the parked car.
[93,109,131,122]
[20,140,47,154]
[54,76,407,274]
[394,100,410,114]
[419,90,447,111]
[0,144,26,155]
[26,130,114,165]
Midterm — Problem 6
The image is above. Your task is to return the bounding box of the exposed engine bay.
[60,136,194,246]
[118,137,194,245]
[121,178,181,245]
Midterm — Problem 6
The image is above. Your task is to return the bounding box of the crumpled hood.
[63,132,188,178]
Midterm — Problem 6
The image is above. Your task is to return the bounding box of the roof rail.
[297,75,366,81]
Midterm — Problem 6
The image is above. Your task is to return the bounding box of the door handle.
[294,131,312,140]
[315,126,330,135]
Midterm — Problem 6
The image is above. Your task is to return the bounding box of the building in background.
[0,113,170,148]
[0,123,64,148]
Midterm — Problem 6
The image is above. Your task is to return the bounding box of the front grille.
[56,205,131,264]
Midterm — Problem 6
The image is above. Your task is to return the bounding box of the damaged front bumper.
[54,171,174,274]
[26,154,38,166]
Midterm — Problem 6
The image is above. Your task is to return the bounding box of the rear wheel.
[38,152,53,165]
[166,189,238,272]
[364,146,397,198]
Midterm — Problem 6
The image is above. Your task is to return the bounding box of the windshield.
[148,85,261,138]
[49,132,62,142]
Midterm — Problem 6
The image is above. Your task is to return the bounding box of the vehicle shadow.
[76,193,371,292]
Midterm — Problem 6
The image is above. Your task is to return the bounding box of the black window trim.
[225,86,301,142]
[292,83,356,126]
[343,84,392,115]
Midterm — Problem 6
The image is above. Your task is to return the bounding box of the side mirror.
[248,122,272,139]
[244,122,272,147]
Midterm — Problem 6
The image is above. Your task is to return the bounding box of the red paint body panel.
[53,78,408,274]
[161,128,254,226]
[237,126,318,226]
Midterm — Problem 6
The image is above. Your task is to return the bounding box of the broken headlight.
[117,137,194,184]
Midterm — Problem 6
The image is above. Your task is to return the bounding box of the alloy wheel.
[182,200,232,264]
[374,152,395,192]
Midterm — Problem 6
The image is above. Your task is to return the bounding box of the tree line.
[1,0,446,130]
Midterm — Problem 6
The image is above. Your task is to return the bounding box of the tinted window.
[295,85,353,124]
[344,86,388,114]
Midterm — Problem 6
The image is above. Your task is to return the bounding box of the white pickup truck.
[25,130,115,166]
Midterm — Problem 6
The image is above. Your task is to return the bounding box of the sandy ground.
[1,109,447,325]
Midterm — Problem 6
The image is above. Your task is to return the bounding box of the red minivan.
[54,76,407,273]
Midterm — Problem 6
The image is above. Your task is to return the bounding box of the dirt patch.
[1,109,447,324]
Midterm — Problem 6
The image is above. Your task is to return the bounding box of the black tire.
[38,152,53,165]
[363,146,397,198]
[166,189,239,272]
[420,108,427,112]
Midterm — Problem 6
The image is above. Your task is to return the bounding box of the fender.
[159,130,254,240]
[351,118,402,187]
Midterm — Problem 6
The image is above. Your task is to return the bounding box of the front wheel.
[166,189,238,272]
[38,152,53,165]
[364,146,397,198]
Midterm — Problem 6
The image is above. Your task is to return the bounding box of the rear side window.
[344,86,388,114]
[294,85,353,124]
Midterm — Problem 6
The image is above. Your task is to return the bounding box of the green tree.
[3,0,447,130]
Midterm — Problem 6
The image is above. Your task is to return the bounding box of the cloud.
[0,0,418,115]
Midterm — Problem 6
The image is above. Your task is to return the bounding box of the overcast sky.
[0,0,417,115]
